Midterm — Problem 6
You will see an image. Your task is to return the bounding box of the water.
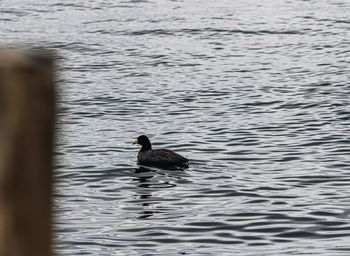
[1,0,350,255]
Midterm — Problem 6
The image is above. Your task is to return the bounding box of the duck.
[133,135,189,168]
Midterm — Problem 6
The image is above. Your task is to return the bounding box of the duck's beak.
[132,139,138,145]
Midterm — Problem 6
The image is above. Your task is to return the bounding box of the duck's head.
[133,135,152,150]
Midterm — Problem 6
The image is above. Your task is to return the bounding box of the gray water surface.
[1,0,350,255]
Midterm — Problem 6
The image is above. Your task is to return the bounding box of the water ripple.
[1,0,349,255]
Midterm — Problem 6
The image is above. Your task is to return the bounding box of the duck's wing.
[138,149,189,167]
[155,149,189,163]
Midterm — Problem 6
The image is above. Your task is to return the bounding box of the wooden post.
[0,48,55,256]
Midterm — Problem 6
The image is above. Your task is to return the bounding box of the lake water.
[1,0,350,255]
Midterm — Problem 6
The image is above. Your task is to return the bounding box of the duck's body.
[138,148,189,168]
[133,135,189,168]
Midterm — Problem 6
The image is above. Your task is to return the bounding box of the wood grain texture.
[0,48,56,256]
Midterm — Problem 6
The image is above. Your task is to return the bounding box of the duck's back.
[138,149,189,168]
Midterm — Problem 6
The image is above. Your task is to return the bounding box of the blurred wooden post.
[0,48,55,256]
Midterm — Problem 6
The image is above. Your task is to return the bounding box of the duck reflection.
[132,166,175,219]
[137,194,153,219]
[133,166,176,188]
[134,166,155,188]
